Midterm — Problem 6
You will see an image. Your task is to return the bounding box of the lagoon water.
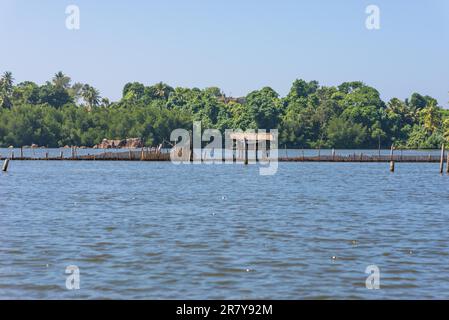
[1,159,449,299]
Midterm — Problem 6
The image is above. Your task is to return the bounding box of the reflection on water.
[1,160,449,299]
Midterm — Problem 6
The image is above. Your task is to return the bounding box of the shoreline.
[1,156,444,163]
[1,148,447,164]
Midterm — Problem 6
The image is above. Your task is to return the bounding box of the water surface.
[1,160,449,299]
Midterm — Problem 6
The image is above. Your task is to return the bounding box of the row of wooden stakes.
[388,144,448,174]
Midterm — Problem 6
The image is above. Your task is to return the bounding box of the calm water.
[0,148,443,160]
[1,159,449,299]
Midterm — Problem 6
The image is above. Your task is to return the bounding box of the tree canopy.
[0,71,448,148]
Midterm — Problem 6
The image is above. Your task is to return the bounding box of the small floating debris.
[331,256,337,261]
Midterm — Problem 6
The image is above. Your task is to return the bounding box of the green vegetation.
[0,71,448,148]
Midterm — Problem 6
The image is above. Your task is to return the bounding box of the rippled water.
[1,160,449,299]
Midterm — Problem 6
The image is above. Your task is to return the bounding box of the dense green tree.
[38,82,73,108]
[123,82,145,102]
[337,81,365,94]
[12,81,40,105]
[326,117,367,148]
[246,87,282,130]
[287,79,319,102]
[408,93,430,111]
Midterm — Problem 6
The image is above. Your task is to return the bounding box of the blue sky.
[1,0,449,106]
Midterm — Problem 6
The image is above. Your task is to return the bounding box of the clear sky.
[1,0,448,106]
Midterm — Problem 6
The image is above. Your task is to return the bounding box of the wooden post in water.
[20,147,23,159]
[129,150,133,161]
[236,140,240,163]
[244,138,248,165]
[2,159,9,172]
[60,151,63,159]
[447,153,449,174]
[332,149,335,161]
[390,145,395,172]
[45,152,49,160]
[255,141,258,162]
[378,136,381,157]
[189,133,194,162]
[440,144,445,174]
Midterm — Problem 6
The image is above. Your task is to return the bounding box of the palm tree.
[419,100,442,133]
[68,82,84,102]
[444,118,449,142]
[0,71,14,108]
[153,82,173,100]
[387,98,415,124]
[81,84,101,112]
[101,97,110,107]
[0,71,14,93]
[52,71,71,89]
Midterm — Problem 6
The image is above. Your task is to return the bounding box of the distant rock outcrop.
[94,138,143,149]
